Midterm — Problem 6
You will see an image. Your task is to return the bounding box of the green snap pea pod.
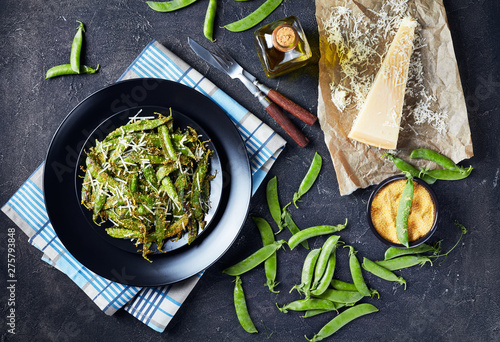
[290,248,321,299]
[305,304,378,341]
[314,289,364,304]
[252,217,279,293]
[293,152,322,208]
[330,279,357,292]
[104,116,171,141]
[158,124,178,161]
[143,164,159,192]
[347,246,371,297]
[312,235,340,290]
[375,255,433,271]
[224,0,283,32]
[233,276,258,333]
[311,250,337,297]
[70,21,85,73]
[396,173,414,247]
[381,153,436,185]
[105,228,142,239]
[277,298,337,313]
[410,148,462,171]
[147,0,198,12]
[203,0,217,41]
[421,167,473,180]
[303,303,345,318]
[281,204,309,249]
[159,176,182,208]
[288,220,348,251]
[223,240,286,276]
[362,257,406,289]
[266,176,283,233]
[384,243,440,260]
[46,64,99,79]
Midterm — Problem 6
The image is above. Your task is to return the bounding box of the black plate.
[44,79,252,286]
[75,108,224,254]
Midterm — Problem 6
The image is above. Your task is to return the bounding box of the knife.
[188,37,312,147]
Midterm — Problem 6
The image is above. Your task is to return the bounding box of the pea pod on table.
[266,176,283,233]
[288,220,347,250]
[233,276,258,333]
[375,255,433,271]
[222,240,286,276]
[252,216,279,293]
[203,0,217,41]
[362,257,406,289]
[347,246,372,297]
[305,304,378,341]
[224,0,283,32]
[293,152,322,208]
[281,204,309,249]
[277,298,337,313]
[384,243,440,260]
[147,0,198,12]
[381,153,436,185]
[70,21,85,73]
[290,248,321,299]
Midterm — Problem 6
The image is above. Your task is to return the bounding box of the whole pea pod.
[381,153,436,185]
[147,0,198,12]
[347,246,372,297]
[410,148,462,171]
[70,21,85,73]
[305,304,378,341]
[252,217,279,293]
[384,243,440,260]
[362,257,406,289]
[293,152,322,208]
[266,176,283,233]
[281,204,309,249]
[222,240,286,276]
[224,0,283,32]
[421,167,473,181]
[396,172,413,247]
[288,220,347,250]
[311,234,340,290]
[277,298,337,313]
[290,248,321,299]
[46,64,99,79]
[375,255,433,271]
[233,276,258,333]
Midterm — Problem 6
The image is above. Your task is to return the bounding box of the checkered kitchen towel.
[1,40,286,332]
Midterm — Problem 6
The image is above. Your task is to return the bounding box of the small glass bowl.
[366,175,439,248]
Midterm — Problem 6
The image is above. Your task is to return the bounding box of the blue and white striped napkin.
[1,40,286,332]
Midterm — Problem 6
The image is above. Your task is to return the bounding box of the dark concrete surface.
[1,0,499,341]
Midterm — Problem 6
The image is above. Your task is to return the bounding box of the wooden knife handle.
[267,89,317,126]
[265,102,309,147]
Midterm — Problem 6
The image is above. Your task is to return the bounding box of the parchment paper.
[315,0,473,195]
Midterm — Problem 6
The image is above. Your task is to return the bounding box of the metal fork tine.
[213,45,234,66]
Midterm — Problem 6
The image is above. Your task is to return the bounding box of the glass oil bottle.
[254,16,312,78]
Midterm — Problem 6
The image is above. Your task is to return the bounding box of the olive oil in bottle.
[254,16,312,78]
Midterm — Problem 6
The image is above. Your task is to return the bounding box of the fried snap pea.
[233,276,258,333]
[293,152,322,208]
[70,21,85,73]
[305,304,378,341]
[80,112,214,261]
[222,240,286,276]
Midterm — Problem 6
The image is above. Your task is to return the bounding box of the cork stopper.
[272,24,298,52]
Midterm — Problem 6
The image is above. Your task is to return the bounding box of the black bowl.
[367,175,439,248]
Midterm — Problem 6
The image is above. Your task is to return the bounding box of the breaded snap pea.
[288,220,347,250]
[222,240,286,276]
[396,172,414,247]
[293,152,322,208]
[252,217,279,293]
[233,276,258,333]
[305,304,378,341]
[362,257,406,289]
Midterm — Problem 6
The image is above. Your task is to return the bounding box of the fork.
[210,45,309,147]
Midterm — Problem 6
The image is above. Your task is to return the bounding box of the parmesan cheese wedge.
[348,17,417,150]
